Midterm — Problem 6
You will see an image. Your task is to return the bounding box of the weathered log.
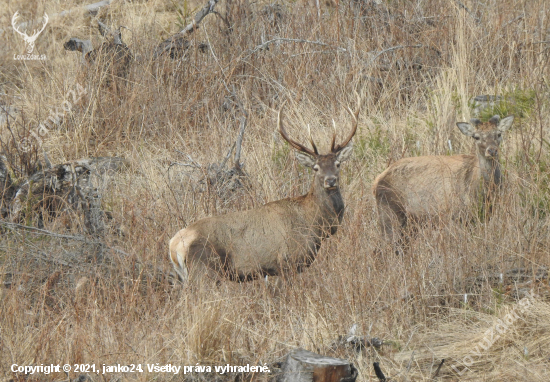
[8,157,126,236]
[278,349,357,382]
[64,21,133,88]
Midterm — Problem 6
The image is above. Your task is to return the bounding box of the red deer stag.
[169,103,359,283]
[372,115,514,252]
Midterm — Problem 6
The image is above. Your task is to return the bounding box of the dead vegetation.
[1,0,550,381]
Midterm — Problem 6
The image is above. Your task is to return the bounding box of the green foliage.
[523,154,550,219]
[490,286,506,314]
[170,0,194,30]
[403,128,421,157]
[510,147,550,219]
[272,141,291,171]
[354,123,390,160]
[470,88,536,121]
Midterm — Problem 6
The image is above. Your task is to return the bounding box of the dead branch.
[373,362,386,381]
[432,359,445,379]
[153,0,220,59]
[453,0,481,23]
[219,142,236,170]
[0,220,100,243]
[244,38,348,59]
[367,44,424,66]
[234,116,246,169]
[180,0,220,34]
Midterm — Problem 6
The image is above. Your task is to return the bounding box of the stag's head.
[457,115,514,159]
[278,103,359,191]
[12,12,49,54]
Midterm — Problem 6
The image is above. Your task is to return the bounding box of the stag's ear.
[456,122,476,137]
[295,152,316,168]
[498,115,514,132]
[336,145,353,162]
[489,115,501,125]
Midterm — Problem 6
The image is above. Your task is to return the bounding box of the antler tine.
[332,104,360,152]
[31,13,49,38]
[307,124,319,155]
[330,119,337,152]
[11,12,26,37]
[278,102,317,156]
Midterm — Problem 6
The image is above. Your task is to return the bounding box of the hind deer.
[169,103,359,283]
[372,115,514,252]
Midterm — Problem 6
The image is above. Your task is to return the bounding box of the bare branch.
[432,359,445,379]
[244,38,347,59]
[219,142,236,171]
[373,362,386,381]
[154,0,220,58]
[0,220,100,243]
[453,0,481,23]
[367,44,424,67]
[234,116,246,168]
[500,14,524,30]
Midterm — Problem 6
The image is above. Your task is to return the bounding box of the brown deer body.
[169,104,359,283]
[372,115,514,250]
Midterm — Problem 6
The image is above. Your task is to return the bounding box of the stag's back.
[176,195,338,278]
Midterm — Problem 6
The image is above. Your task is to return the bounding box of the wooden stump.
[278,348,357,382]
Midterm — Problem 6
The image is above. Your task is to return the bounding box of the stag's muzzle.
[324,176,338,189]
[486,146,498,158]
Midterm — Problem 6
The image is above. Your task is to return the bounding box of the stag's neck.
[476,151,502,187]
[309,185,345,226]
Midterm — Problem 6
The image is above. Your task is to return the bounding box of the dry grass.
[1,0,550,380]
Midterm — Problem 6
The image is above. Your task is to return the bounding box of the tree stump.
[278,348,357,382]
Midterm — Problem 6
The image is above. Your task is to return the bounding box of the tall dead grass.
[1,0,550,381]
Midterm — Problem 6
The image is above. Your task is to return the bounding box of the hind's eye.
[313,165,320,171]
[474,135,480,140]
[497,133,502,138]
[335,162,340,168]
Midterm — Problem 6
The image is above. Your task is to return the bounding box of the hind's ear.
[295,152,315,168]
[336,146,353,162]
[457,122,476,137]
[498,116,514,132]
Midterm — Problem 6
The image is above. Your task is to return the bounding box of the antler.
[29,13,49,41]
[11,12,27,38]
[331,100,360,153]
[278,102,318,157]
[307,125,319,155]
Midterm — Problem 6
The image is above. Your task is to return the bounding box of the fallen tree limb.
[153,0,220,59]
[243,38,348,59]
[0,220,97,243]
[366,44,424,66]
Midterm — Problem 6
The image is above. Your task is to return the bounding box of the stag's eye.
[313,165,320,171]
[335,162,341,168]
[473,135,480,140]
[497,132,502,138]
